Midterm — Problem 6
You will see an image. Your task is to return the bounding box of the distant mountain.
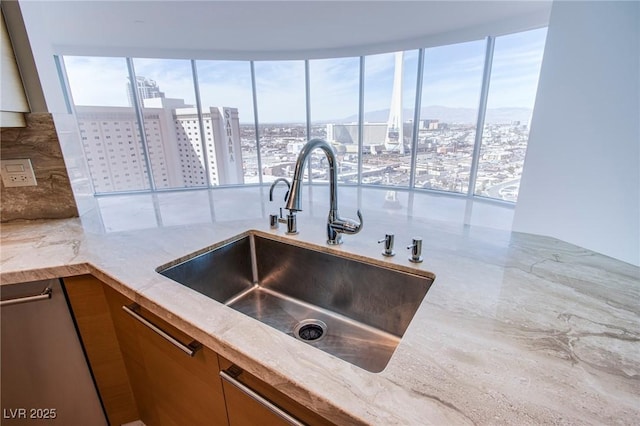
[484,107,533,124]
[340,105,533,125]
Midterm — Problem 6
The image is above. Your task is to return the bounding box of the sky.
[63,27,547,124]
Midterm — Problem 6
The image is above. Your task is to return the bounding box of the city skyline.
[62,26,546,202]
[70,88,533,202]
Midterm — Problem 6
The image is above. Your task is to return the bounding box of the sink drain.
[293,319,327,342]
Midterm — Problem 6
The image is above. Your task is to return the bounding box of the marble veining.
[0,187,638,425]
[0,113,78,222]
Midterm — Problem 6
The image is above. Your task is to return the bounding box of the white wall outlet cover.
[1,159,38,187]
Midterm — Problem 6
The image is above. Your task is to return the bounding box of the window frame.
[58,27,546,205]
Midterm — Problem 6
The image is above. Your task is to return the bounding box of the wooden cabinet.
[101,283,229,426]
[64,275,139,426]
[1,279,106,425]
[64,274,334,426]
[65,275,228,426]
[219,357,333,426]
[1,9,29,127]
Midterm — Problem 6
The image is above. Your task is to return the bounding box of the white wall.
[514,1,640,266]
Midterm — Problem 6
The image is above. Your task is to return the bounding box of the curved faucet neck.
[269,177,291,202]
[285,139,338,212]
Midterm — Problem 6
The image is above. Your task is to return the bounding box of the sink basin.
[157,231,435,372]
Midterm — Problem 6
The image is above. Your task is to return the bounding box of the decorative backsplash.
[1,113,78,222]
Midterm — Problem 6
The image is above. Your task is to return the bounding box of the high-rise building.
[326,123,388,154]
[421,119,439,130]
[127,76,165,107]
[172,106,244,186]
[76,97,244,193]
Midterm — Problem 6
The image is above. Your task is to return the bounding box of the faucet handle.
[270,208,295,231]
[327,210,363,245]
[378,234,395,257]
[269,214,279,229]
[285,210,298,235]
[407,238,423,263]
[344,209,363,234]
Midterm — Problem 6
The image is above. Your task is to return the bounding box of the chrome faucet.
[285,138,363,245]
[269,178,290,202]
[268,178,297,234]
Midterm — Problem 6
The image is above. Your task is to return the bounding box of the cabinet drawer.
[103,285,228,426]
[219,357,334,426]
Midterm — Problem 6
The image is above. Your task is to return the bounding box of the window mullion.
[305,59,312,184]
[468,36,495,197]
[409,48,425,190]
[191,59,213,188]
[250,61,263,185]
[357,56,365,185]
[126,57,157,191]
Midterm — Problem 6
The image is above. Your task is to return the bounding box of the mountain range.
[340,105,533,125]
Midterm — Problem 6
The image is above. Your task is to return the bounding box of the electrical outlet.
[1,159,38,187]
[9,175,30,183]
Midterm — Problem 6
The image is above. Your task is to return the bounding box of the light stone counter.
[1,187,638,425]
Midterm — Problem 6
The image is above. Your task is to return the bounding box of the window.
[254,60,307,183]
[415,40,486,193]
[362,50,419,187]
[196,60,256,184]
[309,57,360,183]
[64,56,150,193]
[475,28,547,202]
[61,27,546,202]
[128,53,189,187]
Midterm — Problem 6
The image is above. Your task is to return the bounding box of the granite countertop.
[1,187,638,425]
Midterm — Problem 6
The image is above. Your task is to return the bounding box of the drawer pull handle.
[122,304,201,357]
[220,367,305,426]
[0,287,52,307]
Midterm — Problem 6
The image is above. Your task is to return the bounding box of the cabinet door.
[1,279,106,425]
[103,285,229,426]
[219,357,334,426]
[64,275,140,426]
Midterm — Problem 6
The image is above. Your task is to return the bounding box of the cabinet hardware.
[0,287,52,307]
[122,304,201,357]
[220,368,304,426]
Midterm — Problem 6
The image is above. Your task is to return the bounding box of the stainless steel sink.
[157,231,435,372]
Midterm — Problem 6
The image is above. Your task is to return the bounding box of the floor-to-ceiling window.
[309,57,360,183]
[362,50,419,187]
[253,60,307,184]
[475,28,547,202]
[196,60,257,184]
[60,27,547,202]
[415,40,486,194]
[64,56,151,193]
[131,58,203,190]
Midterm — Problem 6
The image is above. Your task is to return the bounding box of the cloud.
[132,58,197,105]
[196,61,255,122]
[486,29,547,108]
[64,56,131,106]
[62,27,547,121]
[253,61,307,122]
[309,57,360,121]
